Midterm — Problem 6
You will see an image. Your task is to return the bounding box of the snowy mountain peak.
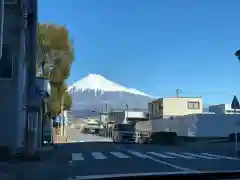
[68,73,151,97]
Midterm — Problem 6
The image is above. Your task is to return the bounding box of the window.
[188,101,200,109]
[0,46,13,79]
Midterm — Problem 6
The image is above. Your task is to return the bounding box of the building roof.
[151,96,202,103]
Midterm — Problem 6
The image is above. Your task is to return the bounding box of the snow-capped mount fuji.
[68,74,154,117]
[68,74,151,97]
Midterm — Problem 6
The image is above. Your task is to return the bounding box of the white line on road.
[127,150,150,158]
[147,152,175,158]
[70,171,197,180]
[165,152,196,159]
[73,139,113,143]
[110,152,130,159]
[200,153,239,160]
[183,153,219,160]
[72,153,84,161]
[116,147,198,173]
[92,152,107,160]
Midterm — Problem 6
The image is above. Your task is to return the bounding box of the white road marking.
[183,153,219,159]
[116,147,198,172]
[110,152,130,159]
[165,152,196,159]
[72,153,84,161]
[201,153,239,160]
[127,150,149,158]
[71,171,197,180]
[74,139,113,143]
[147,152,175,158]
[92,152,107,160]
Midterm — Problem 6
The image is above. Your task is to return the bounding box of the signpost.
[231,95,240,153]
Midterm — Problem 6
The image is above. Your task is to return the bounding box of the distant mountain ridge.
[69,73,212,118]
[69,74,154,117]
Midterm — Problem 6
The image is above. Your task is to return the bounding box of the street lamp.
[234,49,240,154]
[235,49,240,60]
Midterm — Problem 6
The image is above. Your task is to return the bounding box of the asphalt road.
[3,133,240,180]
[52,133,240,180]
[69,131,113,143]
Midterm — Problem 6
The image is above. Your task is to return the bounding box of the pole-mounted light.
[235,49,240,60]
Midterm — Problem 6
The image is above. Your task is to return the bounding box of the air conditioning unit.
[5,0,19,5]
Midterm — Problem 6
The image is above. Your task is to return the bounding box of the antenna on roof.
[176,88,181,98]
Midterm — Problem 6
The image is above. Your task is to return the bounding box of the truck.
[83,119,101,134]
[112,124,135,143]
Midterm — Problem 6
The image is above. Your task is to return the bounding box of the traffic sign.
[231,95,240,109]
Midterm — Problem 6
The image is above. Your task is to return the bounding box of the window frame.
[187,101,200,110]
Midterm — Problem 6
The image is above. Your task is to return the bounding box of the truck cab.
[112,124,135,143]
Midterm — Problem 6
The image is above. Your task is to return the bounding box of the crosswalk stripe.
[147,152,175,158]
[92,152,107,160]
[200,153,239,160]
[183,153,219,159]
[165,152,196,159]
[110,152,130,159]
[72,153,84,161]
[70,151,238,161]
[127,150,149,158]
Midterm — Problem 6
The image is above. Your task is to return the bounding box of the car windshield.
[115,124,134,131]
[6,0,240,179]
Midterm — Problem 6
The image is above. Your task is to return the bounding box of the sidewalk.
[0,146,60,180]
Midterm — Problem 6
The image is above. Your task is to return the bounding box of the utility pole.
[25,0,38,156]
[60,91,65,136]
[148,102,151,121]
[125,104,128,123]
[105,104,108,123]
[176,88,181,98]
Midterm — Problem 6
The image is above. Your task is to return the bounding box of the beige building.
[149,97,203,119]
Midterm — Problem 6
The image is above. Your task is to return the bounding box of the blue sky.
[39,0,240,105]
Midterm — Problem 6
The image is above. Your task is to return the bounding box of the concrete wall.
[0,7,27,150]
[209,104,240,114]
[136,114,240,137]
[209,104,226,114]
[126,111,146,118]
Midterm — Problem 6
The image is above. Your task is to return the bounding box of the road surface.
[2,133,240,180]
[69,131,112,143]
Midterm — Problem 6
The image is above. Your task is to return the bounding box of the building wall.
[209,104,226,114]
[163,97,203,118]
[150,97,203,119]
[0,7,27,150]
[209,104,240,114]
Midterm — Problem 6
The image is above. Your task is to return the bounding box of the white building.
[149,97,203,119]
[209,104,240,114]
